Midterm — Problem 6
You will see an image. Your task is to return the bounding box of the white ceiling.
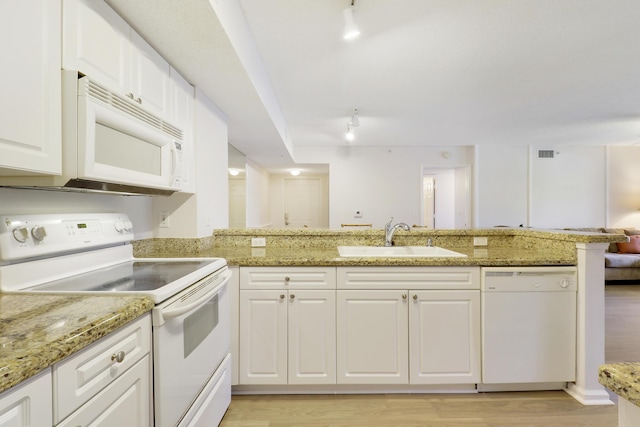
[107,0,640,173]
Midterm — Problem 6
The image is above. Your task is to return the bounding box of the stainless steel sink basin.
[337,245,467,258]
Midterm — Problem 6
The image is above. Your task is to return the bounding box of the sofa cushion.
[605,252,640,268]
[618,235,640,254]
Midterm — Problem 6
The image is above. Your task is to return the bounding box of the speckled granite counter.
[0,294,154,394]
[600,363,640,406]
[134,227,624,266]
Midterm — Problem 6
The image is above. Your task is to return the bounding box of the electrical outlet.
[159,212,170,228]
[473,236,488,246]
[354,210,363,218]
[251,237,266,247]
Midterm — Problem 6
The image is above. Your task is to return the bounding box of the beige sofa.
[567,228,640,282]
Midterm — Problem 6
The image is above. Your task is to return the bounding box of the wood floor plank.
[221,283,640,426]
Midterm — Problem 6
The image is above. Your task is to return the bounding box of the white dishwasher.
[480,266,577,387]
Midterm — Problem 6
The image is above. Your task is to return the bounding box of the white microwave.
[0,71,184,195]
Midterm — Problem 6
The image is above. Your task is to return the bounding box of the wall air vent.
[538,150,555,159]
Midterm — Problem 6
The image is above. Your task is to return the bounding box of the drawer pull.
[284,276,290,283]
[111,351,126,363]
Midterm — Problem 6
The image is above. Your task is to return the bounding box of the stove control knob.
[12,227,29,243]
[31,225,47,241]
[123,221,133,232]
[114,221,124,232]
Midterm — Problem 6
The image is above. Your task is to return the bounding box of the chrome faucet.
[384,217,410,247]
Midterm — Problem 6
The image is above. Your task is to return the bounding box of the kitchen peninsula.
[135,226,624,405]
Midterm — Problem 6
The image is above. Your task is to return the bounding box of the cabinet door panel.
[288,290,336,384]
[0,370,51,427]
[130,30,170,120]
[409,290,480,384]
[337,290,408,384]
[62,0,130,95]
[0,0,61,175]
[239,290,287,384]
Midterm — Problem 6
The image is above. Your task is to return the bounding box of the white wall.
[475,145,529,228]
[295,146,473,229]
[246,158,271,228]
[607,146,640,228]
[530,145,606,228]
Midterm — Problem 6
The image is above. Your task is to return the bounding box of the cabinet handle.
[412,294,418,301]
[290,294,295,300]
[111,351,125,363]
[126,92,134,99]
[135,97,142,104]
[280,294,285,300]
[284,276,290,284]
[402,294,407,300]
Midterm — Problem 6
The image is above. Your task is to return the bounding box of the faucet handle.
[385,217,393,229]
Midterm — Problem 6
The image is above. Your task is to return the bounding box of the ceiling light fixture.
[345,108,359,141]
[228,168,240,176]
[343,0,360,40]
[290,169,300,176]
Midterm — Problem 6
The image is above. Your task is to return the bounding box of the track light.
[346,123,355,141]
[290,169,300,176]
[343,1,360,40]
[345,108,359,141]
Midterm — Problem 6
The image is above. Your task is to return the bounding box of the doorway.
[283,177,328,228]
[421,166,471,229]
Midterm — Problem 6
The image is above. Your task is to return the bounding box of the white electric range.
[0,213,231,427]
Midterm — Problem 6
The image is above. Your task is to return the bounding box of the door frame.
[420,165,472,229]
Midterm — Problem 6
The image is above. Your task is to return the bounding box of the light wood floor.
[220,284,640,426]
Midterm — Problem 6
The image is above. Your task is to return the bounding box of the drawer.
[57,355,151,427]
[337,266,480,290]
[240,267,336,290]
[53,314,151,423]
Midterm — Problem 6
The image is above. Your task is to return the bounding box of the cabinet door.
[288,290,336,384]
[57,355,151,427]
[409,290,480,384]
[0,370,52,427]
[0,0,61,175]
[130,30,170,120]
[337,290,408,384]
[239,290,288,384]
[62,0,131,95]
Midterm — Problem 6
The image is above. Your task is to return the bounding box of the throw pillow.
[617,235,640,254]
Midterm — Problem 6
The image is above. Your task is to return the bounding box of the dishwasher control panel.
[481,267,577,292]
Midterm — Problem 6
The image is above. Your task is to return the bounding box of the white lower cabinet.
[54,314,152,426]
[409,290,480,384]
[57,355,151,427]
[0,370,52,427]
[337,290,408,384]
[237,266,481,389]
[239,289,336,385]
[239,267,337,385]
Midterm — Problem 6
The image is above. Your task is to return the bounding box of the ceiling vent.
[538,150,555,159]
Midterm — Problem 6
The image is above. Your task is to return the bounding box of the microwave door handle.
[160,270,232,321]
[170,142,177,183]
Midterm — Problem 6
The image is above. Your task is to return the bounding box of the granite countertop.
[599,363,640,406]
[186,246,578,267]
[0,294,154,394]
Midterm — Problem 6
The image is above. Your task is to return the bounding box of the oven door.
[152,267,231,427]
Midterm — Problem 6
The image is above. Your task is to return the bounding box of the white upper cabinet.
[0,0,61,175]
[63,0,170,120]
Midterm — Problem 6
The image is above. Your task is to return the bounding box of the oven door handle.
[160,269,232,321]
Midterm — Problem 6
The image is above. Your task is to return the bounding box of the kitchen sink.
[337,245,468,258]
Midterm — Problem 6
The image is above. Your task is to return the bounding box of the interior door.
[283,178,325,228]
